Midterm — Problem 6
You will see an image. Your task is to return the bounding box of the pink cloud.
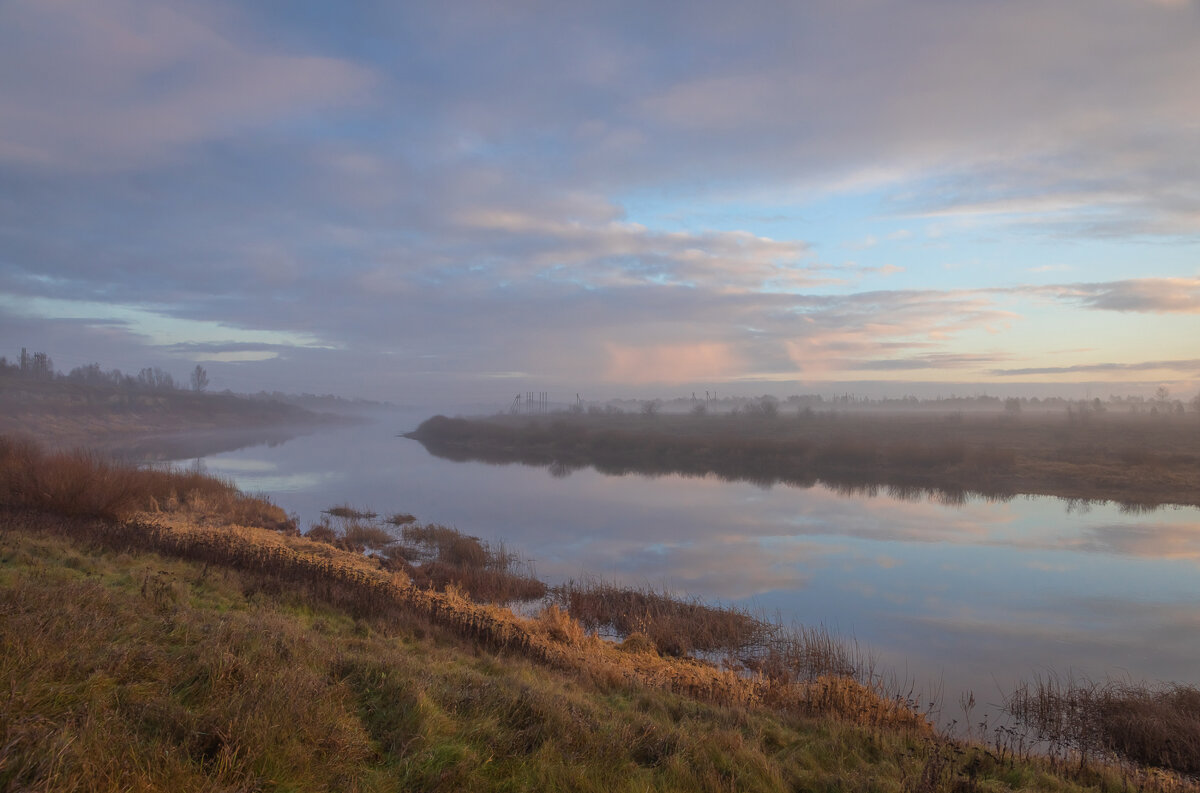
[603,342,740,384]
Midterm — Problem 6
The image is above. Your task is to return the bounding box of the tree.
[1155,385,1170,404]
[137,367,175,390]
[190,364,209,393]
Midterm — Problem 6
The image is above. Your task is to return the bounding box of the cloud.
[992,359,1200,376]
[625,1,1200,234]
[854,353,1010,372]
[452,206,817,293]
[0,0,373,169]
[1077,523,1200,563]
[1063,279,1200,314]
[3,1,1199,400]
[603,342,740,384]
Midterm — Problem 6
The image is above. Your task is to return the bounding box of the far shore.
[0,376,358,452]
[406,408,1200,509]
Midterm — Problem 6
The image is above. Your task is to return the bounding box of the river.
[143,411,1200,726]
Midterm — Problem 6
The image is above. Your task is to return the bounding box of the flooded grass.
[554,578,770,658]
[1006,674,1200,775]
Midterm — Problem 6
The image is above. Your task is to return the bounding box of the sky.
[2,0,1199,406]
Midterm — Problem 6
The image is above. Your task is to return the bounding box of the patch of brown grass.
[0,434,292,530]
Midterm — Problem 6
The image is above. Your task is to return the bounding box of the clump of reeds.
[1005,674,1200,774]
[398,523,546,604]
[309,507,397,552]
[302,506,546,605]
[323,504,378,520]
[534,603,585,644]
[552,578,870,690]
[553,578,768,658]
[744,623,866,683]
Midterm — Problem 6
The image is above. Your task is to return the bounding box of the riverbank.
[0,376,353,451]
[406,410,1200,508]
[2,435,1197,790]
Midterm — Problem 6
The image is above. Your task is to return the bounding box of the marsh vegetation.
[407,407,1200,508]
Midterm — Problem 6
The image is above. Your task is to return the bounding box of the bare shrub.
[305,522,337,545]
[341,521,394,551]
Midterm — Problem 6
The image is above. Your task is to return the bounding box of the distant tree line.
[600,390,1200,417]
[0,347,208,393]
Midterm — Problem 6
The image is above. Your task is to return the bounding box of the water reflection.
[156,417,1200,722]
[105,425,309,463]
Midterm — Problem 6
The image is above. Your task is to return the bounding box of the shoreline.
[406,411,1200,509]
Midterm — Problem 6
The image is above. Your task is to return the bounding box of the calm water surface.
[153,414,1200,721]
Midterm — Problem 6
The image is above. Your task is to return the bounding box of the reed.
[554,578,769,658]
[1006,674,1200,775]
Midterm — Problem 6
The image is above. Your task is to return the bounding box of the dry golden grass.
[0,434,293,530]
[2,496,927,737]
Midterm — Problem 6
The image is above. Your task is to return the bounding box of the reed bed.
[305,509,548,605]
[554,579,770,658]
[553,578,871,689]
[1005,674,1200,775]
[396,523,547,604]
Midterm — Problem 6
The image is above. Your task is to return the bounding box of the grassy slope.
[3,517,1147,793]
[1,438,1195,792]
